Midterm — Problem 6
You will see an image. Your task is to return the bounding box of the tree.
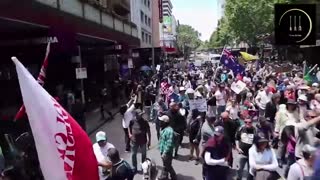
[224,0,295,47]
[177,24,202,54]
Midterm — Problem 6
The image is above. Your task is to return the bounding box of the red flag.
[12,56,99,180]
[14,42,51,121]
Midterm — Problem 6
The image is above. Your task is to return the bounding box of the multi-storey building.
[0,0,140,122]
[159,0,177,54]
[131,0,153,48]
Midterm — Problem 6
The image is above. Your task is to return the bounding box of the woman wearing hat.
[248,133,278,180]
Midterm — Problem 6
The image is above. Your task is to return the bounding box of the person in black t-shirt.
[128,109,151,172]
[107,148,134,180]
[235,118,256,180]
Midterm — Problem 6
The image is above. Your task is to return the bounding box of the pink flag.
[12,57,99,180]
[14,42,51,121]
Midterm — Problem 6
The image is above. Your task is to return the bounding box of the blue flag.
[220,49,245,76]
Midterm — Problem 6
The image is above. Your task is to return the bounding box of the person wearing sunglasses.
[295,110,320,160]
[235,118,257,180]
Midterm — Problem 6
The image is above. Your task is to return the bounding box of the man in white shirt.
[255,86,272,117]
[93,131,115,180]
[215,83,227,116]
[122,96,137,152]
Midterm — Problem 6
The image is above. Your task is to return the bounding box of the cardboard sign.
[75,68,87,79]
[231,80,246,94]
[189,98,207,112]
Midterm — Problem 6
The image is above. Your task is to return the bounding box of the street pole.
[78,46,85,105]
[151,0,155,72]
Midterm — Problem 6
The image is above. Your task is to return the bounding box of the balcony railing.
[35,0,138,37]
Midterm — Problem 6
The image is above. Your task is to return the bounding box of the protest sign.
[189,98,207,112]
[231,80,246,94]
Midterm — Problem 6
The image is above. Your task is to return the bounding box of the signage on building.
[159,0,163,23]
[75,68,87,79]
[128,58,134,68]
[163,16,172,33]
[0,36,59,46]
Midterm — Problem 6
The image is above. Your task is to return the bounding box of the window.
[145,34,148,43]
[148,18,151,27]
[147,0,150,8]
[140,11,144,23]
[145,15,147,25]
[149,35,152,44]
[142,32,145,42]
[144,0,147,5]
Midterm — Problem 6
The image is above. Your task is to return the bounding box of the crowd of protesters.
[2,56,320,180]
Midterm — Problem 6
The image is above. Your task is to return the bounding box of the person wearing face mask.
[158,115,177,180]
[288,144,317,180]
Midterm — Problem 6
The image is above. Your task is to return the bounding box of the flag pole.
[14,42,51,121]
[307,64,318,75]
[213,45,226,81]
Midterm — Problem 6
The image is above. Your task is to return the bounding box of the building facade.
[152,0,160,47]
[0,0,140,121]
[131,0,153,48]
[159,0,177,54]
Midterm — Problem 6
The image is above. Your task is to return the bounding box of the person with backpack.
[288,145,317,180]
[235,118,256,180]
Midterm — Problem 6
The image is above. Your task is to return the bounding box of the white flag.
[12,57,99,180]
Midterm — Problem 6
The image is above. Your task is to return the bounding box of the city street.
[89,112,244,180]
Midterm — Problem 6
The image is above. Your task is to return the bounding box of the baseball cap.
[214,126,224,136]
[96,131,107,142]
[158,115,170,123]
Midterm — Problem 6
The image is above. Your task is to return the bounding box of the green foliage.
[177,24,202,51]
[208,0,295,48]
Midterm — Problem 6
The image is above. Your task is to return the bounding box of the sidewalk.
[85,98,127,135]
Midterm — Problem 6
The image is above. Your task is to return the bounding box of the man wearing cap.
[203,126,231,180]
[158,115,177,180]
[288,144,317,180]
[178,87,189,109]
[93,131,115,180]
[128,109,151,172]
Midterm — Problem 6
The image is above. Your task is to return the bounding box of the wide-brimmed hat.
[257,133,269,143]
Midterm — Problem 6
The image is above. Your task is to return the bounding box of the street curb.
[88,110,120,135]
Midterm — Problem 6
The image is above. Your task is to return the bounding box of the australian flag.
[220,49,245,76]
